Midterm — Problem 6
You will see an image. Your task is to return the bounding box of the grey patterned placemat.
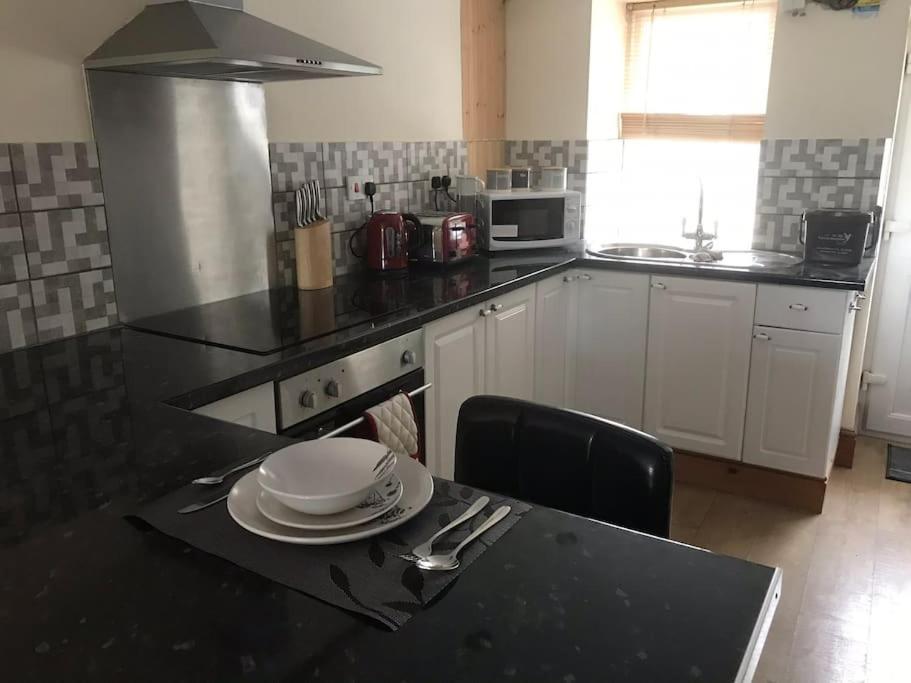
[129,478,530,630]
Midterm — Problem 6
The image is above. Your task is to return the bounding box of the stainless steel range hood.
[84,0,382,82]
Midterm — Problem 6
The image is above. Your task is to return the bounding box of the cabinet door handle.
[651,282,666,290]
[490,303,504,312]
[563,274,577,283]
[856,293,868,300]
[579,273,592,281]
[788,303,808,311]
[850,302,863,312]
[753,332,771,341]
[480,308,492,317]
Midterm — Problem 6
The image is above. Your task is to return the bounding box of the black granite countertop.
[1,245,832,681]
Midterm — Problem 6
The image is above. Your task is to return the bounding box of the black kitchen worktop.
[9,245,859,680]
[125,248,874,355]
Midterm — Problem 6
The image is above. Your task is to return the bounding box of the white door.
[485,284,536,399]
[570,270,650,428]
[534,273,576,407]
[644,276,756,460]
[744,326,841,477]
[423,306,487,478]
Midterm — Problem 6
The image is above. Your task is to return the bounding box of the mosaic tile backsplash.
[0,142,116,354]
[269,141,468,286]
[752,138,890,253]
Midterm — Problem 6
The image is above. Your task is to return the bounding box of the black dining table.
[1,316,781,683]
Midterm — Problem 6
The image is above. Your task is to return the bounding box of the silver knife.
[178,492,229,514]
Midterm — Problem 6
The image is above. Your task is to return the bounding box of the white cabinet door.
[571,270,650,429]
[534,273,576,407]
[644,276,756,460]
[423,305,487,478]
[743,326,842,478]
[485,284,537,400]
[193,382,277,434]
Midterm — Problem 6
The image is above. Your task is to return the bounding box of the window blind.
[621,0,777,142]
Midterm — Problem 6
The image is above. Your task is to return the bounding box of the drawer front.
[755,285,849,334]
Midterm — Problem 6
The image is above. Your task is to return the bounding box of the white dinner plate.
[256,472,403,531]
[228,456,433,545]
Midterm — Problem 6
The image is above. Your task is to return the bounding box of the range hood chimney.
[84,0,382,82]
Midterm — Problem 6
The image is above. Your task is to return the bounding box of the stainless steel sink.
[713,250,804,268]
[588,244,689,261]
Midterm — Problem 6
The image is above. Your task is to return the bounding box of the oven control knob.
[299,390,317,409]
[325,379,341,398]
[401,350,416,366]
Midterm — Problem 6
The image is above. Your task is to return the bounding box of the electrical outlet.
[346,175,376,201]
[427,168,447,185]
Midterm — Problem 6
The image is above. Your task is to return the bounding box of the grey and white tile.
[21,206,111,278]
[0,144,17,213]
[567,173,588,197]
[10,142,104,211]
[756,176,880,215]
[407,141,469,180]
[505,140,588,174]
[0,345,46,421]
[752,214,804,253]
[325,183,410,234]
[30,268,118,343]
[0,281,38,352]
[323,141,408,187]
[759,138,888,178]
[268,142,323,192]
[0,214,28,285]
[39,327,124,405]
[273,191,296,242]
[276,239,296,288]
[332,229,363,276]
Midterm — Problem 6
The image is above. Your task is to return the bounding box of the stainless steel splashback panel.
[87,70,275,321]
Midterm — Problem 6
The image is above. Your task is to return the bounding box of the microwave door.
[491,197,565,241]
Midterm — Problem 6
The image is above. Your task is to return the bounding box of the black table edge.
[736,566,783,682]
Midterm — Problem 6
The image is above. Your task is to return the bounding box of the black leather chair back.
[454,396,674,538]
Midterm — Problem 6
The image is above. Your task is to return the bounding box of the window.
[595,0,777,249]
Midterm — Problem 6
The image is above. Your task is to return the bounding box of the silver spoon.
[192,452,271,486]
[416,505,511,571]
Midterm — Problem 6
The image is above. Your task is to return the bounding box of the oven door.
[490,195,566,241]
[280,369,426,464]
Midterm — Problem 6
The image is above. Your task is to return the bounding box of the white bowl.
[257,438,394,515]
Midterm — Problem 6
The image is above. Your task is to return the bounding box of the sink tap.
[682,178,716,253]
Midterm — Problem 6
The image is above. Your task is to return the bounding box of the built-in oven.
[277,330,427,462]
[477,189,582,251]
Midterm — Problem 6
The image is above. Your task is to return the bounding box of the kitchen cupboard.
[192,381,277,434]
[569,270,650,429]
[424,283,536,477]
[644,276,756,461]
[533,273,576,407]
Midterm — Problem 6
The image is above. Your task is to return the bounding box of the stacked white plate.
[227,438,434,545]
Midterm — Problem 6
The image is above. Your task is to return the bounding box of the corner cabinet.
[424,283,536,478]
[534,273,576,407]
[568,270,650,428]
[644,276,756,461]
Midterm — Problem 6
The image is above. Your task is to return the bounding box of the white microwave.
[476,189,582,251]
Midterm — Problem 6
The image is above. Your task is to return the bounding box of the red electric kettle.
[350,211,423,274]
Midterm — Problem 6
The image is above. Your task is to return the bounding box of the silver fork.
[192,452,272,486]
[399,495,490,561]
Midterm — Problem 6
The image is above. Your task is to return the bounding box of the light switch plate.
[346,175,376,201]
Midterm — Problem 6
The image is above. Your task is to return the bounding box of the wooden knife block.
[294,219,333,290]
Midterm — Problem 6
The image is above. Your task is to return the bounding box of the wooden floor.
[670,437,911,683]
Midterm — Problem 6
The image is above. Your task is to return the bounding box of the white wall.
[0,0,463,143]
[505,0,592,140]
[764,3,910,140]
[587,0,626,140]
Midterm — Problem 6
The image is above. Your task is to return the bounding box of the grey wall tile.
[273,191,296,242]
[0,346,46,420]
[21,207,111,278]
[505,140,588,174]
[752,214,803,253]
[325,183,410,234]
[322,142,408,187]
[407,141,468,180]
[268,142,323,192]
[0,144,17,213]
[759,138,888,178]
[332,229,363,276]
[40,327,124,405]
[567,173,588,197]
[277,239,296,288]
[0,281,38,352]
[756,177,880,215]
[0,214,28,284]
[10,142,104,211]
[31,268,118,343]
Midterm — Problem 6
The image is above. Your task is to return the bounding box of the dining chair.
[453,395,674,538]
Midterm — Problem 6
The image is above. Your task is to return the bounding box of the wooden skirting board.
[674,451,828,514]
[833,429,857,469]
